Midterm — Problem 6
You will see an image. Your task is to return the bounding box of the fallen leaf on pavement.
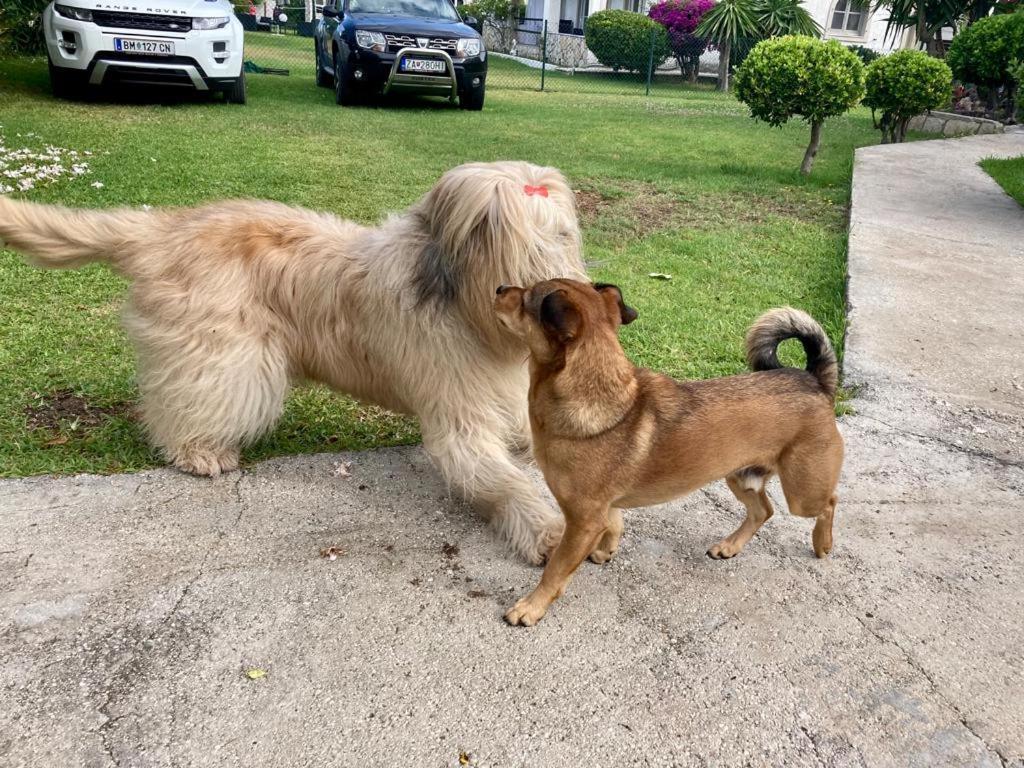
[320,546,345,561]
[245,668,266,680]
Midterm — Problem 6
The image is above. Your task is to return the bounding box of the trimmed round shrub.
[946,12,1024,88]
[584,10,671,73]
[864,50,952,143]
[734,36,864,175]
[648,0,714,81]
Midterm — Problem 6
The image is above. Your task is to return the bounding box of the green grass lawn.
[981,155,1024,207]
[0,34,877,476]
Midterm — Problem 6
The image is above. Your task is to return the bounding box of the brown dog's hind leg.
[505,503,610,626]
[778,435,843,558]
[589,507,623,564]
[707,471,774,559]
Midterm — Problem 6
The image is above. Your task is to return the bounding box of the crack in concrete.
[92,470,250,763]
[849,611,1009,767]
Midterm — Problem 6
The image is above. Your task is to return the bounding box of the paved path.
[2,133,1023,767]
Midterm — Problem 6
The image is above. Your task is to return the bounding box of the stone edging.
[908,110,1005,137]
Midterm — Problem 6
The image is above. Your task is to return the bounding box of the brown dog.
[494,279,844,626]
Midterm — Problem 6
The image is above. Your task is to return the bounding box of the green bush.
[0,0,49,55]
[734,35,864,175]
[584,10,671,73]
[946,12,1024,88]
[847,44,880,65]
[864,50,952,143]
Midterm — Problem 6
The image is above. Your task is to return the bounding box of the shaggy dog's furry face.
[0,162,588,564]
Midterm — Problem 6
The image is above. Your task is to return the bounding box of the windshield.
[349,0,461,21]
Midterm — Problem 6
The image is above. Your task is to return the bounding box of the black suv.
[314,0,486,109]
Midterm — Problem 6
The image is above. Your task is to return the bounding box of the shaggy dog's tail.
[0,196,158,273]
[745,307,838,399]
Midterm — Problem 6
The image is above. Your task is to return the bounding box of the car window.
[348,0,461,21]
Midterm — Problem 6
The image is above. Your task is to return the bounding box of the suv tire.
[334,54,357,106]
[48,58,76,100]
[315,42,333,87]
[458,85,485,111]
[224,71,247,104]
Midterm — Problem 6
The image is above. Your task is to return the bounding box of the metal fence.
[236,12,742,98]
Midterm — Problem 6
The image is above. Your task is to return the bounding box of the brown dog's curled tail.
[745,307,838,399]
[0,196,157,273]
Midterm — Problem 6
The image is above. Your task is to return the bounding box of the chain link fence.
[234,10,754,97]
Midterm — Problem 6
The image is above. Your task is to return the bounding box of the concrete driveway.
[2,132,1022,767]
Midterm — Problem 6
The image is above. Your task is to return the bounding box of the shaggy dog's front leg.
[422,422,564,565]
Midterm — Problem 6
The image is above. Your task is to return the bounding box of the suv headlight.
[53,3,93,21]
[192,16,230,30]
[457,38,481,58]
[354,30,386,52]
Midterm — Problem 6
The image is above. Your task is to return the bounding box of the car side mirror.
[462,13,481,32]
[322,5,339,17]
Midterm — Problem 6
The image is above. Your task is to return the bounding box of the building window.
[829,0,865,34]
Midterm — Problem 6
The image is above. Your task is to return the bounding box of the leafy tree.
[755,0,822,37]
[734,36,864,175]
[864,50,952,142]
[584,9,671,73]
[946,11,1024,119]
[695,0,760,90]
[0,0,49,55]
[648,0,716,82]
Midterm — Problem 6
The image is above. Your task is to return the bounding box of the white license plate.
[400,58,445,73]
[114,38,175,55]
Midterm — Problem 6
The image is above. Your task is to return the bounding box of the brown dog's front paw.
[504,595,550,627]
[706,540,742,559]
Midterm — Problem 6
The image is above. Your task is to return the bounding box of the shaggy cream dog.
[0,161,587,564]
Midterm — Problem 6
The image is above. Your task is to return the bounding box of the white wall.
[804,0,911,52]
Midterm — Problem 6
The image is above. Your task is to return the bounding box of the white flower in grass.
[17,178,35,191]
[90,181,104,189]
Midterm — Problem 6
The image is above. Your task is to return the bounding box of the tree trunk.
[716,40,730,92]
[800,121,822,176]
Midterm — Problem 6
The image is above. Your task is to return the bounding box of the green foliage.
[734,36,864,127]
[946,11,1024,87]
[864,50,951,142]
[459,0,525,23]
[848,44,881,65]
[584,10,671,73]
[755,0,822,37]
[0,0,49,55]
[1011,57,1024,87]
[694,0,760,44]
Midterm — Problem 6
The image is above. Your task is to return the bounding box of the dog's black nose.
[496,285,509,295]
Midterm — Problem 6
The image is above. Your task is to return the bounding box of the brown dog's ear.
[594,283,639,325]
[539,289,581,343]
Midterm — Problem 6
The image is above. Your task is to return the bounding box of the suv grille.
[92,10,193,32]
[384,34,458,53]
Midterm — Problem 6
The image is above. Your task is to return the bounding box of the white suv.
[43,0,247,103]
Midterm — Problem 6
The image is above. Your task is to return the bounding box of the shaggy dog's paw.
[504,595,550,627]
[173,447,239,478]
[588,547,616,565]
[706,540,742,559]
[524,519,565,567]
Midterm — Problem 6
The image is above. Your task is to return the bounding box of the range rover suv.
[43,0,247,102]
[314,0,486,109]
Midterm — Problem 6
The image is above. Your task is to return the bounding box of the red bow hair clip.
[523,185,549,197]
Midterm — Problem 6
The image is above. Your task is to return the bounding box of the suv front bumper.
[43,8,244,89]
[344,45,486,97]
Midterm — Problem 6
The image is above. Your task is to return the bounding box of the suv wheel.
[333,54,356,106]
[48,58,76,100]
[458,84,485,111]
[224,72,247,104]
[315,41,333,88]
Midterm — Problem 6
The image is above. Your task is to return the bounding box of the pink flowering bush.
[648,0,715,81]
